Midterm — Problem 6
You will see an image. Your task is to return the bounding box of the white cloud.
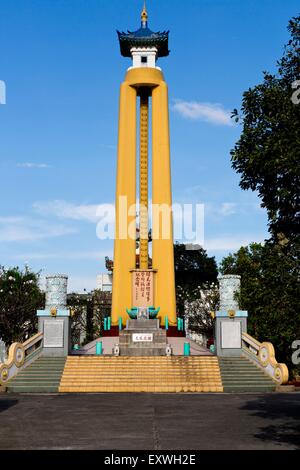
[0,216,77,242]
[17,162,52,169]
[33,200,114,224]
[218,203,237,217]
[172,99,233,126]
[99,144,116,150]
[202,235,266,252]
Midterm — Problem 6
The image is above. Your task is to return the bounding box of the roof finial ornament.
[141,1,148,27]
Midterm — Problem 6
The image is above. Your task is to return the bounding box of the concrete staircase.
[219,356,276,393]
[5,355,277,394]
[59,356,223,393]
[7,357,66,393]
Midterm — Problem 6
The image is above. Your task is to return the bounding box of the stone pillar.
[45,274,68,310]
[37,274,71,357]
[219,275,241,311]
[215,275,248,357]
[0,339,6,363]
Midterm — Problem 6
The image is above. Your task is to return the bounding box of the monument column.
[112,5,177,329]
[139,91,149,271]
[111,82,137,326]
[152,81,177,326]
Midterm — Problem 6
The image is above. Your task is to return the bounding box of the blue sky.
[0,0,298,292]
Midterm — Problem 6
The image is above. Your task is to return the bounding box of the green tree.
[231,15,300,244]
[220,242,300,372]
[174,243,218,316]
[226,16,300,375]
[0,266,44,345]
[184,283,219,340]
[67,290,112,346]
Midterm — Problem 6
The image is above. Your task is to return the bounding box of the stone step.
[6,357,66,394]
[8,386,60,393]
[59,386,224,393]
[60,374,222,379]
[14,374,61,383]
[14,371,65,377]
[61,372,222,376]
[223,372,270,380]
[219,356,276,392]
[222,379,274,384]
[63,366,219,370]
[64,367,219,370]
[59,356,223,393]
[223,385,275,393]
[65,358,218,362]
[21,365,66,370]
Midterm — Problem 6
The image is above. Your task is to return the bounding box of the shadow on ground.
[241,394,300,449]
[0,398,18,414]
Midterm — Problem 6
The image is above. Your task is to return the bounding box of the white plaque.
[221,322,241,349]
[44,319,64,348]
[133,333,153,343]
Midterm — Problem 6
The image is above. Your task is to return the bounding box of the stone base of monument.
[37,310,71,357]
[119,319,167,356]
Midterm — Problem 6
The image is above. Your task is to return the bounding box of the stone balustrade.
[0,332,43,386]
[242,332,289,384]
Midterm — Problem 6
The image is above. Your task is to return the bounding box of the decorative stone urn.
[219,275,241,311]
[45,274,68,310]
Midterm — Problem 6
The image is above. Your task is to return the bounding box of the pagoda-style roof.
[117,5,169,58]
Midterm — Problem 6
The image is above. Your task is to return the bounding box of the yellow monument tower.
[111,4,177,328]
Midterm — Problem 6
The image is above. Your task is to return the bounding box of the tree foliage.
[67,290,112,345]
[174,243,218,315]
[184,283,219,340]
[230,15,300,244]
[225,16,300,374]
[0,266,44,345]
[220,242,300,371]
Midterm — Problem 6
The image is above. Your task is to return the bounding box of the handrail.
[23,332,42,348]
[0,332,43,386]
[242,332,289,385]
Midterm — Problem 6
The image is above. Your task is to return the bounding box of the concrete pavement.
[0,393,299,450]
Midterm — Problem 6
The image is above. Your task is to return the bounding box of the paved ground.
[73,337,211,356]
[0,393,299,450]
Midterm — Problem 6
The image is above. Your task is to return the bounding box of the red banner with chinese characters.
[132,270,154,307]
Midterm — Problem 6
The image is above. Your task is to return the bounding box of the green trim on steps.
[6,357,66,393]
[6,355,277,394]
[218,356,276,393]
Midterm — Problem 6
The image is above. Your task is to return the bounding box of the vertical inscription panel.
[132,270,154,307]
[221,321,241,349]
[44,319,64,348]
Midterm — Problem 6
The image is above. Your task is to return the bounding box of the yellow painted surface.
[111,82,137,325]
[59,356,223,393]
[111,68,177,326]
[152,81,177,326]
[139,93,149,270]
